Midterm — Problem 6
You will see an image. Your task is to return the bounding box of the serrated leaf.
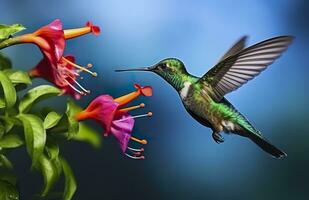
[0,53,12,70]
[73,123,101,148]
[0,180,19,200]
[3,69,31,85]
[65,99,81,139]
[44,111,62,129]
[0,23,25,40]
[38,153,62,197]
[19,85,60,113]
[0,133,24,148]
[0,71,17,108]
[61,158,76,200]
[17,114,46,167]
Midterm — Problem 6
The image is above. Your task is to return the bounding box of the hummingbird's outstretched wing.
[218,36,248,62]
[199,36,293,101]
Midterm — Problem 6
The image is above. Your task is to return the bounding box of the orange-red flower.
[15,19,100,99]
[76,84,153,159]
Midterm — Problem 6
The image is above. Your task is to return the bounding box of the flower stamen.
[67,75,90,94]
[115,112,152,122]
[64,79,86,96]
[127,147,144,152]
[125,153,145,160]
[118,103,145,112]
[130,136,148,145]
[61,56,97,77]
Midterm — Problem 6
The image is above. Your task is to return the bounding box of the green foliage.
[0,23,25,41]
[3,69,32,86]
[0,180,19,200]
[37,152,62,197]
[0,52,102,199]
[0,71,17,108]
[61,158,77,200]
[74,122,102,148]
[0,53,12,70]
[19,85,61,113]
[0,133,24,148]
[0,155,19,200]
[44,111,62,130]
[17,114,46,168]
[65,99,81,139]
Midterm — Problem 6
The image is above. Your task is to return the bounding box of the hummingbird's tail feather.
[220,98,287,159]
[248,133,287,159]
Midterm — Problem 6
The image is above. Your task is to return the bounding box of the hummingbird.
[116,36,293,158]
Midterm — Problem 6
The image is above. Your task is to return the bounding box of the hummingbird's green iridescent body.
[116,36,293,158]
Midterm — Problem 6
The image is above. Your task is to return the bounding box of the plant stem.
[0,37,22,50]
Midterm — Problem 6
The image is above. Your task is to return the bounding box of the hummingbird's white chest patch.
[221,120,235,132]
[180,81,191,100]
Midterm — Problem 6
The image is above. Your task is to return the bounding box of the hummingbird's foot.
[212,132,224,144]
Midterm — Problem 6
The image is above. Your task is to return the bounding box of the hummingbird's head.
[115,58,187,81]
[150,58,187,78]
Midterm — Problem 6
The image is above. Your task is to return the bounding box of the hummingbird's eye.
[161,63,168,69]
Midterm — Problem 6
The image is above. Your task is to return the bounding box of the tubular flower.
[14,19,100,99]
[29,55,93,99]
[75,84,153,159]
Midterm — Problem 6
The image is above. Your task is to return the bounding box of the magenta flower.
[14,19,100,99]
[76,84,153,159]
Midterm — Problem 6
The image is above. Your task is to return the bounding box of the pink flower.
[15,19,100,99]
[29,55,93,99]
[76,84,153,159]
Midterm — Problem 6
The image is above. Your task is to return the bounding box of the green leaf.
[0,154,13,170]
[44,111,62,130]
[3,69,31,86]
[0,180,19,200]
[38,153,62,197]
[17,114,46,167]
[0,155,17,186]
[73,123,101,148]
[61,158,76,200]
[1,115,15,133]
[0,133,24,148]
[0,98,5,109]
[0,53,12,70]
[0,23,25,40]
[45,141,59,160]
[65,99,81,139]
[19,85,61,113]
[0,71,17,108]
[0,123,4,138]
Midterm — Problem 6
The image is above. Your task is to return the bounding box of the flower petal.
[34,19,65,63]
[48,19,63,30]
[85,95,119,133]
[111,113,135,152]
[86,21,100,36]
[134,84,153,96]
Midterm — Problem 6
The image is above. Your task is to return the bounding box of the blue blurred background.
[1,0,309,199]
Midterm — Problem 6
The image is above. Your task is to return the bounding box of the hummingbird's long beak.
[115,65,155,72]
